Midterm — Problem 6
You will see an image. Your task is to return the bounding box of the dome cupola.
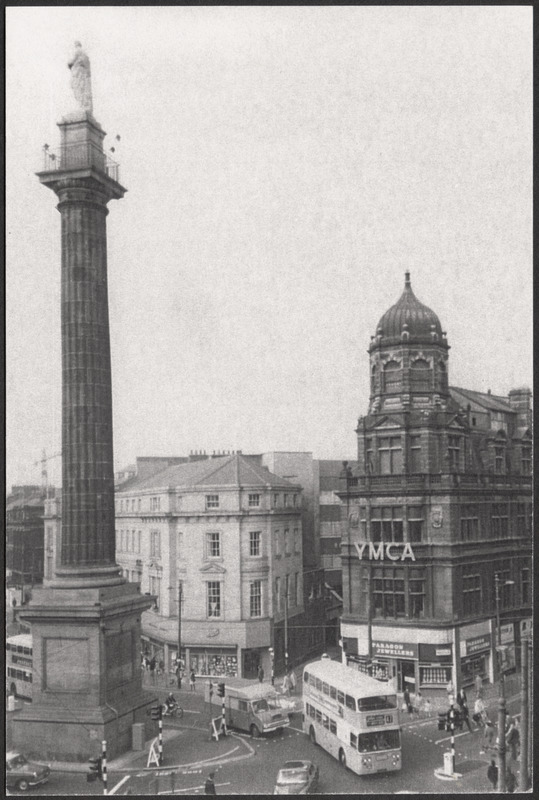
[370,272,448,351]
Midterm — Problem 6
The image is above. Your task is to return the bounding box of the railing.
[41,144,120,183]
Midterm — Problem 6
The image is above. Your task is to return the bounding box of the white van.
[204,678,290,737]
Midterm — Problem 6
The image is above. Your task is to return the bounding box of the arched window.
[383,360,401,394]
[410,358,431,392]
[436,360,447,392]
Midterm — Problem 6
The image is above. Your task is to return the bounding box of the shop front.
[418,643,452,690]
[372,640,418,693]
[499,623,516,675]
[459,628,491,688]
[188,647,238,677]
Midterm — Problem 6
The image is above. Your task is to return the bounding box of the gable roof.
[449,386,514,414]
[116,453,300,493]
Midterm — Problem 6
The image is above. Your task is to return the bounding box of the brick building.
[339,273,532,696]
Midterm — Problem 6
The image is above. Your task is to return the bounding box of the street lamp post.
[494,572,514,794]
[177,583,182,689]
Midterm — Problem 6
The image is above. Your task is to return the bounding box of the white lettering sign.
[354,542,416,562]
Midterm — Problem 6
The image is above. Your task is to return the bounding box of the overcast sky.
[6,6,532,489]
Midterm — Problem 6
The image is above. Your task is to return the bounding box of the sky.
[6,6,533,489]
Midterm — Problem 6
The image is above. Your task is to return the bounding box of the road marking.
[109,775,131,795]
[435,731,470,744]
[182,709,201,714]
[158,782,231,794]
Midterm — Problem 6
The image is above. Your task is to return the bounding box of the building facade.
[115,453,304,679]
[339,273,532,696]
[6,486,47,601]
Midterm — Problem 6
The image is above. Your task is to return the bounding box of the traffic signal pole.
[101,740,107,795]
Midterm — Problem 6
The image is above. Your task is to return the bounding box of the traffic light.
[217,682,225,698]
[151,704,162,721]
[86,756,102,782]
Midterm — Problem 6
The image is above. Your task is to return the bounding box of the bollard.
[158,713,163,766]
[101,739,107,796]
[448,702,455,774]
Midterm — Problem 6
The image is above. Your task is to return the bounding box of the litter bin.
[132,722,145,751]
[437,711,447,731]
[443,751,454,776]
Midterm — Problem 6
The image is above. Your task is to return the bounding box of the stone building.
[339,273,532,696]
[6,486,47,600]
[115,452,304,679]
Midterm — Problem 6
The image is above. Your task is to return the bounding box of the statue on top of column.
[68,41,93,114]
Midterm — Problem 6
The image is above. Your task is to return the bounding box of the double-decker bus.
[302,657,401,775]
[6,634,33,700]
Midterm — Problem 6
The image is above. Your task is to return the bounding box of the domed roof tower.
[368,272,450,413]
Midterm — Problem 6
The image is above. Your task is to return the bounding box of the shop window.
[462,573,481,616]
[378,437,402,475]
[407,506,423,543]
[419,666,451,686]
[371,506,403,542]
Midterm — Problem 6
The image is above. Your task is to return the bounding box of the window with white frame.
[150,530,161,558]
[206,494,219,509]
[248,493,260,507]
[207,582,221,617]
[250,581,262,617]
[207,531,221,558]
[249,531,261,556]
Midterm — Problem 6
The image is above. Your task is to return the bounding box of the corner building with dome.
[338,273,532,697]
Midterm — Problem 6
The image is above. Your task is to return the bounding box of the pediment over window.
[199,562,227,574]
[371,416,403,430]
[447,415,467,430]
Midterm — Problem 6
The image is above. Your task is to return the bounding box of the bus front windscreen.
[358,695,397,711]
[356,729,400,752]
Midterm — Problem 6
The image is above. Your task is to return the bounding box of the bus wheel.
[309,726,316,745]
[250,724,260,738]
[339,749,347,768]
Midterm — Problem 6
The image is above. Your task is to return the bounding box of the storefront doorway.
[243,649,262,679]
[397,659,416,693]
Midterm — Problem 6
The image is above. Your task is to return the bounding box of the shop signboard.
[520,618,532,638]
[500,623,514,644]
[373,641,419,659]
[418,643,452,663]
[465,634,491,656]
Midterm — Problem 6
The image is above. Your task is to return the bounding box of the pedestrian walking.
[487,758,498,790]
[281,673,290,696]
[506,768,516,793]
[506,717,519,762]
[473,696,486,727]
[481,719,497,752]
[446,679,454,699]
[403,688,413,715]
[459,699,473,733]
[204,771,217,795]
[190,669,196,692]
[475,674,483,698]
[257,665,264,683]
[149,657,156,684]
[422,697,432,717]
[456,689,467,709]
[289,670,297,693]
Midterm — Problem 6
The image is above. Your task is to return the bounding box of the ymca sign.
[354,542,416,562]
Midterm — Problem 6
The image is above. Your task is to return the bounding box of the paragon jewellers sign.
[354,542,416,562]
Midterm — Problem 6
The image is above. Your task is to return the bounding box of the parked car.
[274,760,319,794]
[6,751,50,792]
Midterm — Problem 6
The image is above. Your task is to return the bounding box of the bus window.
[357,730,400,752]
[358,695,397,711]
[329,719,337,734]
[304,671,310,684]
[322,682,329,695]
[330,685,337,699]
[315,709,322,724]
[350,732,357,748]
[322,715,329,729]
[345,694,356,711]
[309,705,316,719]
[337,690,344,705]
[315,678,322,692]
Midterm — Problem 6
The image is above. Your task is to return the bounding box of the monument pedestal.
[12,581,157,761]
